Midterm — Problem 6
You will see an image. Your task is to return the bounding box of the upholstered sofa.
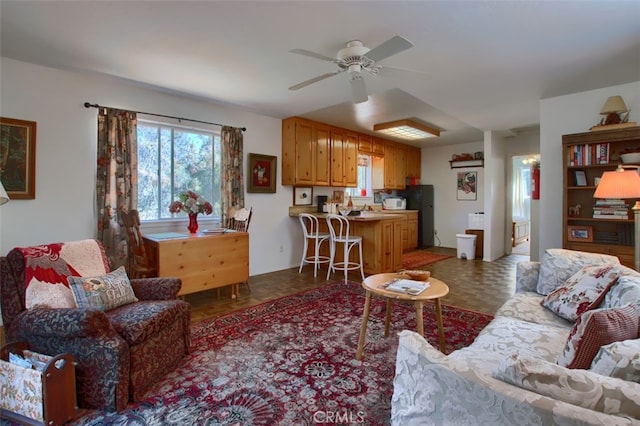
[392,249,640,425]
[0,239,191,412]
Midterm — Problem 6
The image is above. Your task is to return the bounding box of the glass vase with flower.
[169,190,213,234]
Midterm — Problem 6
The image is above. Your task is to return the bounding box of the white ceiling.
[1,1,639,146]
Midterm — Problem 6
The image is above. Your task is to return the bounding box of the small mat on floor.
[402,250,454,270]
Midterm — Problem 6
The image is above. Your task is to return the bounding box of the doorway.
[510,155,538,256]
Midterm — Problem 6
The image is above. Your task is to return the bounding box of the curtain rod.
[84,102,246,131]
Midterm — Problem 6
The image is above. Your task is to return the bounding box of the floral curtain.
[220,126,244,227]
[96,108,138,270]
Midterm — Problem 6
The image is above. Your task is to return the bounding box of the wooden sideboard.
[143,231,249,298]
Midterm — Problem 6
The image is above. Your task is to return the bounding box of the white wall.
[421,141,484,248]
[483,131,507,261]
[539,81,640,260]
[0,57,301,276]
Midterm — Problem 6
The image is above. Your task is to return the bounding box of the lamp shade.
[593,168,640,199]
[0,180,9,205]
[600,96,628,115]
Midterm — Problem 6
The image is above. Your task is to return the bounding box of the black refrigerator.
[399,184,434,247]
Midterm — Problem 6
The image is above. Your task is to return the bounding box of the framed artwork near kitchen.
[456,171,477,201]
[248,153,276,193]
[0,116,37,199]
[293,187,313,205]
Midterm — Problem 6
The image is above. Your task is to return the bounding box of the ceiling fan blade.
[380,65,430,76]
[350,74,368,104]
[289,49,336,62]
[365,35,413,62]
[288,70,344,91]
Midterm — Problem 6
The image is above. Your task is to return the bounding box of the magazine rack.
[0,342,77,425]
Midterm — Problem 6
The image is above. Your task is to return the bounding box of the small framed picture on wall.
[293,187,313,206]
[456,171,477,200]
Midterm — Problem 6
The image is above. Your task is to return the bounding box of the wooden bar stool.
[326,214,365,281]
[298,213,331,277]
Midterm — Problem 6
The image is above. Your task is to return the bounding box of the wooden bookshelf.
[562,126,640,268]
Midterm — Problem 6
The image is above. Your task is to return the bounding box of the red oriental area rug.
[69,281,491,426]
[402,250,454,270]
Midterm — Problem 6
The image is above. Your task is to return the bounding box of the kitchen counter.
[311,212,405,221]
[295,211,404,274]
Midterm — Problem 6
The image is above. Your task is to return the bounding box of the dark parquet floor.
[186,247,530,323]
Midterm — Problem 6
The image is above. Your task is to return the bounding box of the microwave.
[383,198,406,210]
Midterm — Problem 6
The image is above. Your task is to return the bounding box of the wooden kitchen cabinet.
[358,135,385,157]
[358,134,373,153]
[384,141,407,189]
[312,215,403,275]
[283,116,414,190]
[406,146,421,179]
[406,211,419,251]
[281,117,330,186]
[330,128,358,187]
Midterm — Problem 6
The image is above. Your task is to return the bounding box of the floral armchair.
[0,239,191,412]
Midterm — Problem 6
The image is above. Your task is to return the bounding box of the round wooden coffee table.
[356,272,449,360]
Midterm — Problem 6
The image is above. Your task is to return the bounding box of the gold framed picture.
[0,116,37,199]
[247,153,276,193]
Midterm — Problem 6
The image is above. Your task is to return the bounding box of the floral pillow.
[557,304,639,369]
[541,264,621,322]
[536,249,620,295]
[601,275,640,311]
[493,353,640,417]
[68,266,138,311]
[590,338,640,382]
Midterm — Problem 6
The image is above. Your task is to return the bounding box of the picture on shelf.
[574,170,587,186]
[567,225,593,242]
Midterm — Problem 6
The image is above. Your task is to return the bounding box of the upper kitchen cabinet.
[282,117,330,186]
[384,141,407,189]
[405,145,421,179]
[358,135,385,157]
[330,128,358,187]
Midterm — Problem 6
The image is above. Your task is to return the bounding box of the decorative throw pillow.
[493,354,640,417]
[601,275,640,312]
[590,338,640,382]
[557,304,639,369]
[68,266,138,311]
[536,249,620,296]
[541,264,621,322]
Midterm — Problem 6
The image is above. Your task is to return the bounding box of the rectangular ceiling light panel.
[373,119,440,140]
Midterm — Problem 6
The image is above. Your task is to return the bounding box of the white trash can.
[456,234,476,260]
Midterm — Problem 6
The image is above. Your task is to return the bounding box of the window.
[136,120,221,221]
[346,154,373,197]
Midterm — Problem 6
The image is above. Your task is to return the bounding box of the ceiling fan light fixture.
[373,119,440,140]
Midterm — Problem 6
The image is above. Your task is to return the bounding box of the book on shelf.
[592,214,629,220]
[383,279,430,295]
[595,199,627,205]
[568,143,610,166]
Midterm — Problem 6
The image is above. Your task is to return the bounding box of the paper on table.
[384,279,430,295]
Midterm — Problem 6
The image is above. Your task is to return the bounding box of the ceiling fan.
[288,35,414,104]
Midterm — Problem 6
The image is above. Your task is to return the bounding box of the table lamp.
[0,180,9,205]
[593,165,640,270]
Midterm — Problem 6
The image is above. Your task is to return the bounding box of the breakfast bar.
[296,212,405,275]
